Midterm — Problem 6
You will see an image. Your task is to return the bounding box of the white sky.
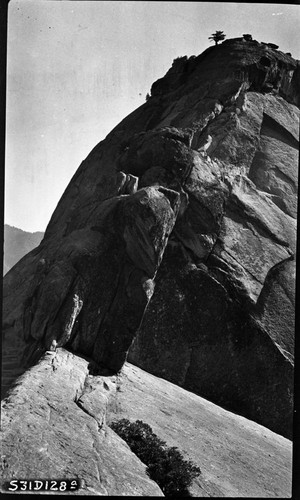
[5,0,300,232]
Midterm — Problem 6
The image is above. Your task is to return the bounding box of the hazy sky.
[5,1,300,232]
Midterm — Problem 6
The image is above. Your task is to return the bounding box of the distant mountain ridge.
[3,224,44,275]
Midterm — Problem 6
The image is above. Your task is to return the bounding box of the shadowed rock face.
[4,187,179,373]
[2,38,298,438]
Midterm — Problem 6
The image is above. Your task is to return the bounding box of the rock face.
[107,362,293,498]
[3,187,179,375]
[0,348,292,497]
[0,349,164,496]
[2,38,298,438]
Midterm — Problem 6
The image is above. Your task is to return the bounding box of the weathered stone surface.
[0,349,163,496]
[255,258,296,362]
[249,135,298,218]
[126,44,298,439]
[3,186,179,376]
[2,38,298,439]
[0,350,292,497]
[108,363,292,498]
[128,246,295,438]
[128,87,297,438]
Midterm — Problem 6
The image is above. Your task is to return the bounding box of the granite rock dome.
[3,37,299,438]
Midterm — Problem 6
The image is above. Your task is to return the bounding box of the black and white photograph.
[1,0,299,497]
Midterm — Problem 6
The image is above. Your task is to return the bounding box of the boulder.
[3,186,180,374]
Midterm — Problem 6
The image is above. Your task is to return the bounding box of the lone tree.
[208,30,226,45]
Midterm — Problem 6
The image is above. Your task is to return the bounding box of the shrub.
[145,92,151,102]
[110,419,201,497]
[172,55,188,65]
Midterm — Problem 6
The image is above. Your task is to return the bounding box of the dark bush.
[110,418,201,497]
[172,55,188,65]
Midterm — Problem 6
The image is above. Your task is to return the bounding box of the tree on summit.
[208,30,226,45]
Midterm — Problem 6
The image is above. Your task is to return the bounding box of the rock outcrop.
[2,38,298,439]
[3,186,179,375]
[0,348,292,497]
[0,349,164,496]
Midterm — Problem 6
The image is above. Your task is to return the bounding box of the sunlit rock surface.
[0,349,292,497]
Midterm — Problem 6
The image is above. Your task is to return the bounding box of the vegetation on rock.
[173,55,188,64]
[243,33,253,41]
[110,418,201,496]
[208,30,226,45]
